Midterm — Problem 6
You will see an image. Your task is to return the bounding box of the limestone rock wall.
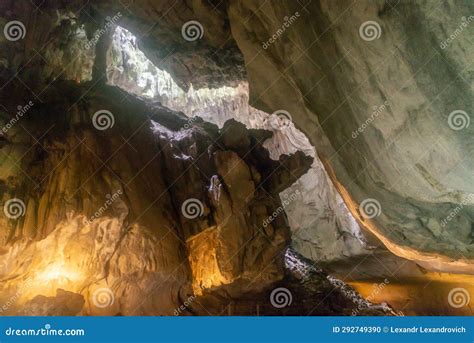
[0,78,312,315]
[106,25,371,264]
[227,0,474,272]
[1,0,473,276]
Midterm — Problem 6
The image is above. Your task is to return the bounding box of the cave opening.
[0,1,472,318]
[105,24,370,267]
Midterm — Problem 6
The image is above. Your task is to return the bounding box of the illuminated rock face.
[1,214,187,316]
[227,0,474,271]
[6,0,473,272]
[20,289,85,316]
[106,25,371,264]
[0,0,472,316]
[100,0,472,271]
[0,79,311,315]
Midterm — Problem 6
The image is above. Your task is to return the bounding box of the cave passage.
[0,0,472,317]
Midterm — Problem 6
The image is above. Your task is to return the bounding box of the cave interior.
[0,0,473,316]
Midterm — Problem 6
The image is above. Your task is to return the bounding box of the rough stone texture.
[227,0,474,272]
[186,248,392,316]
[106,25,372,264]
[1,0,472,317]
[0,3,95,84]
[20,289,85,316]
[0,77,312,315]
[0,0,245,90]
[3,0,469,271]
[101,3,474,271]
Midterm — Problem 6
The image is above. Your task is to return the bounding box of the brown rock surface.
[0,79,312,315]
[1,0,471,316]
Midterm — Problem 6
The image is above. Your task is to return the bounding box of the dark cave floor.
[185,249,391,316]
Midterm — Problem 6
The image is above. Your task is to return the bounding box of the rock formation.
[0,0,472,316]
[0,75,314,314]
[106,25,373,264]
[227,0,474,272]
